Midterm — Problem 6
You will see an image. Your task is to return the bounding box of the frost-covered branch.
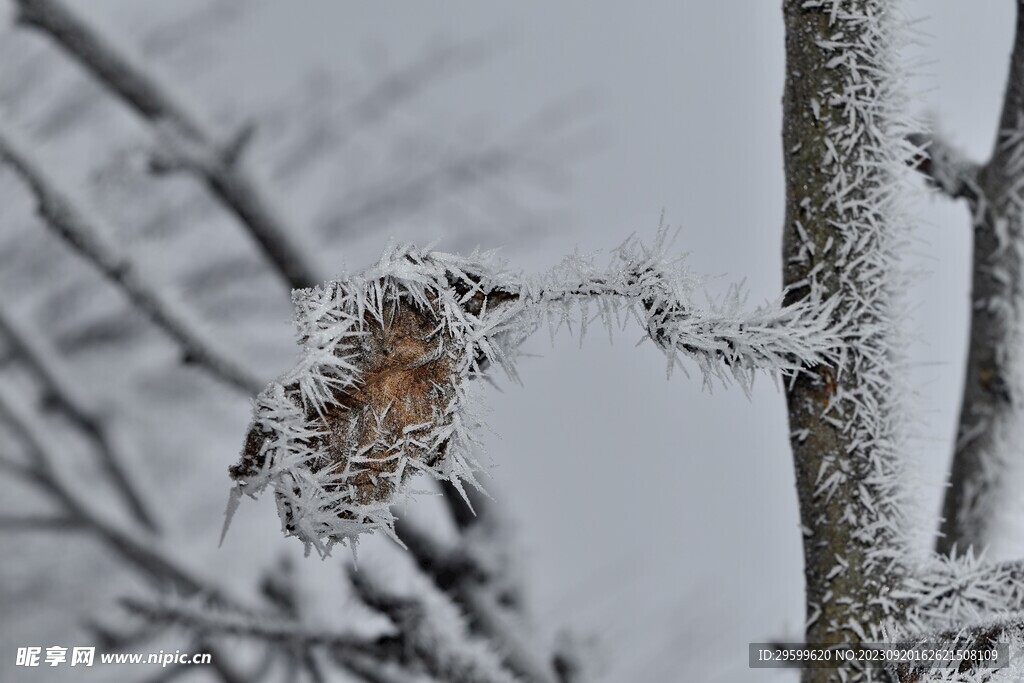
[0,116,263,395]
[0,304,158,531]
[13,0,322,290]
[529,232,844,393]
[226,235,843,555]
[0,390,345,681]
[347,568,522,683]
[126,592,473,683]
[398,514,558,683]
[907,131,981,202]
[937,0,1024,557]
[888,616,1024,682]
[319,144,523,241]
[896,553,1024,633]
[780,2,914,678]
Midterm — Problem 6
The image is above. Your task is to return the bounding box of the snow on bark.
[781,0,918,672]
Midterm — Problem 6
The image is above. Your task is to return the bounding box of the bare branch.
[272,37,499,183]
[939,0,1024,556]
[13,0,322,290]
[0,304,159,530]
[318,145,521,240]
[0,116,263,395]
[0,515,83,531]
[0,385,235,598]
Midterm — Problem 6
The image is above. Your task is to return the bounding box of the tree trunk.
[781,1,910,680]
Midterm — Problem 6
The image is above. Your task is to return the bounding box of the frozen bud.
[225,245,522,555]
[232,299,459,507]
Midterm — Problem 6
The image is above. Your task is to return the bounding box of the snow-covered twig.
[13,0,322,290]
[938,0,1024,557]
[897,553,1024,633]
[528,229,844,393]
[348,568,522,683]
[0,116,263,395]
[0,304,159,531]
[227,236,843,554]
[0,389,327,683]
[907,131,981,202]
[397,516,557,683]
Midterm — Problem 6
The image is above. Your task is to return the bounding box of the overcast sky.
[3,2,1019,681]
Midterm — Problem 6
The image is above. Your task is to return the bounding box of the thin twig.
[14,0,322,290]
[0,116,263,395]
[318,145,520,240]
[0,386,230,598]
[907,131,981,202]
[0,304,159,531]
[0,515,84,531]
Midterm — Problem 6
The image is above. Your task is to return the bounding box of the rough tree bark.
[782,1,909,680]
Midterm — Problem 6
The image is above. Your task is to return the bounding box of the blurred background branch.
[0,1,591,681]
